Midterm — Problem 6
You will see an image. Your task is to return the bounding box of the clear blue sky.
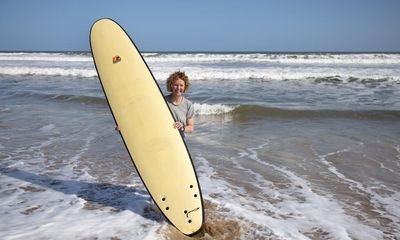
[0,0,399,52]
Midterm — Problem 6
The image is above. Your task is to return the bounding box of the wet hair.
[166,71,190,92]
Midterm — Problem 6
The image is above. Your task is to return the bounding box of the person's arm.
[172,117,194,133]
[184,117,194,133]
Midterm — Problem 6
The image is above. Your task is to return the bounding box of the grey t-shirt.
[165,94,194,126]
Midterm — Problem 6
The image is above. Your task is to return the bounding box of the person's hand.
[115,125,120,132]
[173,122,185,132]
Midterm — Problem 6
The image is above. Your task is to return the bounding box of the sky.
[0,0,399,52]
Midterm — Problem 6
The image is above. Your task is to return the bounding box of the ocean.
[0,52,399,239]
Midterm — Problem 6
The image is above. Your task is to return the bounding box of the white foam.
[395,145,400,168]
[2,52,400,85]
[39,124,56,132]
[2,52,400,66]
[313,147,400,223]
[0,107,11,112]
[223,143,384,239]
[0,52,91,62]
[0,130,164,239]
[190,140,393,238]
[152,67,400,83]
[0,66,97,78]
[194,155,226,197]
[0,174,160,239]
[60,134,97,179]
[144,53,400,66]
[194,103,237,115]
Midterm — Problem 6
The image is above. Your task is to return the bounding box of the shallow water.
[1,52,400,239]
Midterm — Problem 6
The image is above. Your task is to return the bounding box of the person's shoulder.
[164,94,172,102]
[182,96,193,106]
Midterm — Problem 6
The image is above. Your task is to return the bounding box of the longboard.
[90,18,204,235]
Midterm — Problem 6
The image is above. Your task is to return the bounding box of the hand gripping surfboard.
[90,18,204,235]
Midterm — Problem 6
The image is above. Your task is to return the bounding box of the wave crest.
[194,103,237,115]
[0,67,97,78]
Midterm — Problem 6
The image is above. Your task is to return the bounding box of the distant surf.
[1,52,399,85]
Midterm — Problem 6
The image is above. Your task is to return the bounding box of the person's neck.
[171,94,182,105]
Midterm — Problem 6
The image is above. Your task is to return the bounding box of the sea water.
[0,52,399,239]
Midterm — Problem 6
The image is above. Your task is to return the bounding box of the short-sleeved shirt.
[165,94,194,126]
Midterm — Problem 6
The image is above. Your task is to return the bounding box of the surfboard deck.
[90,18,204,235]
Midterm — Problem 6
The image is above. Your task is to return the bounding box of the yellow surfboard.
[90,18,204,235]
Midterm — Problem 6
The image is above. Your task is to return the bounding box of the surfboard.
[89,18,204,235]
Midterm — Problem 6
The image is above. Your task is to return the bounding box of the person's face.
[171,78,185,96]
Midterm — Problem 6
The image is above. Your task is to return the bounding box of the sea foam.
[194,103,237,115]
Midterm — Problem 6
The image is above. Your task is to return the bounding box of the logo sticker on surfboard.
[112,55,121,63]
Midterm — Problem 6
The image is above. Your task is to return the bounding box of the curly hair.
[166,71,190,92]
